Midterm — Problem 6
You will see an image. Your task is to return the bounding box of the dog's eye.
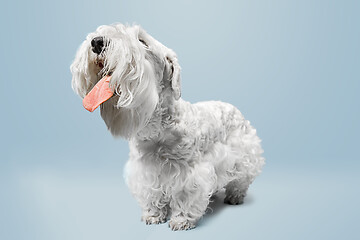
[139,38,148,48]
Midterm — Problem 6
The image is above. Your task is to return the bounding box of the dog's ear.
[166,52,181,100]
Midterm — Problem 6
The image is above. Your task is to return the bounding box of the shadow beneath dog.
[198,189,255,228]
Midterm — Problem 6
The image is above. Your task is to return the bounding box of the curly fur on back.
[71,23,264,231]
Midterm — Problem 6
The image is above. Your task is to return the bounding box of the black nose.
[91,36,105,54]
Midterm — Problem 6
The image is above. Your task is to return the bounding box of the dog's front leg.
[168,162,216,231]
[134,185,169,225]
[126,163,169,224]
[141,204,168,225]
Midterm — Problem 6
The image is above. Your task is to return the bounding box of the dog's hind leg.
[223,120,264,205]
[224,177,251,205]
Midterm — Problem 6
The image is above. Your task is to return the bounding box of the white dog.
[71,23,264,231]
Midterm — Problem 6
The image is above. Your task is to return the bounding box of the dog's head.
[71,24,181,138]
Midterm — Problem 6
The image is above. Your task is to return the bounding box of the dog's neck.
[134,91,184,143]
[131,93,196,162]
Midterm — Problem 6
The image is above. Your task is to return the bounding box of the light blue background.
[1,0,359,239]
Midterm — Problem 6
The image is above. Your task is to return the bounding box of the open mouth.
[82,57,117,112]
[95,58,113,77]
[97,60,104,69]
[83,75,113,112]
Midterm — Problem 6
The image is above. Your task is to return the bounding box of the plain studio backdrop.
[1,0,359,239]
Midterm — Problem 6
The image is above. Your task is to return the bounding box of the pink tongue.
[83,75,113,112]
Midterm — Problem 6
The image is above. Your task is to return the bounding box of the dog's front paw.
[141,207,168,225]
[169,217,196,231]
[141,215,167,225]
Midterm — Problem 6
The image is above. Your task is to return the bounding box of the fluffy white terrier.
[71,23,265,231]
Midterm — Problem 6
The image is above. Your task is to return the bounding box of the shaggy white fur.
[71,23,265,231]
